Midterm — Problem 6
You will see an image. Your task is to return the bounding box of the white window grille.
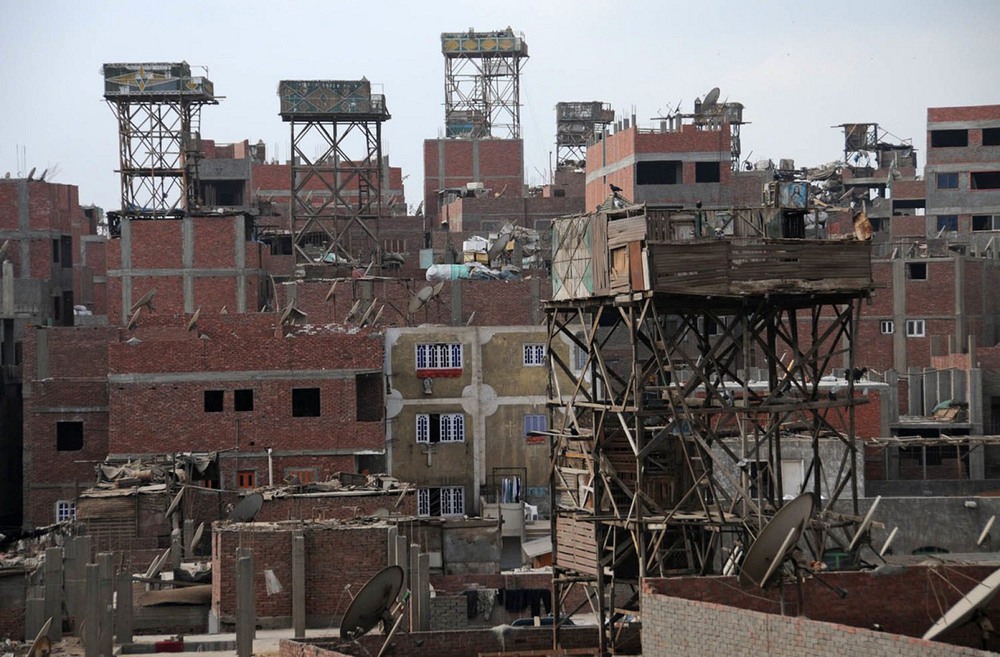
[906,319,926,337]
[416,413,465,443]
[416,343,463,370]
[523,343,546,366]
[55,500,76,523]
[880,320,894,335]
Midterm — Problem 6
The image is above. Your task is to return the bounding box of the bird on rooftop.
[609,183,623,194]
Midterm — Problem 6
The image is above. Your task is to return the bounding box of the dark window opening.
[936,172,959,189]
[56,421,84,451]
[892,199,925,213]
[983,128,1000,146]
[930,129,968,148]
[234,389,254,412]
[269,235,293,256]
[357,454,386,475]
[695,161,721,183]
[355,373,383,421]
[869,217,885,232]
[204,390,224,412]
[636,160,682,185]
[52,296,61,322]
[51,239,59,263]
[971,171,1000,190]
[202,180,245,207]
[292,387,321,417]
[906,262,927,280]
[936,215,958,232]
[60,236,72,268]
[973,215,1000,231]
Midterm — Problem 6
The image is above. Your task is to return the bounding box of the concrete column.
[234,215,247,313]
[292,532,306,638]
[1,260,13,314]
[84,564,99,657]
[115,571,133,644]
[182,216,194,313]
[235,552,255,657]
[395,536,409,589]
[24,585,45,644]
[451,279,463,326]
[417,553,430,632]
[892,258,907,372]
[387,526,398,566]
[44,547,63,641]
[407,544,421,632]
[170,528,183,570]
[64,536,91,626]
[97,553,114,657]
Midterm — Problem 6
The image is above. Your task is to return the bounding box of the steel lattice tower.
[278,80,391,268]
[103,63,216,224]
[441,28,528,139]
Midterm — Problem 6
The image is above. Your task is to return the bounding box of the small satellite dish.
[325,279,339,301]
[231,492,264,523]
[702,87,721,109]
[408,285,435,314]
[130,287,157,314]
[487,232,511,261]
[879,526,899,557]
[165,488,184,517]
[28,618,52,657]
[190,521,205,552]
[978,516,996,547]
[186,307,201,332]
[848,495,881,552]
[431,281,445,298]
[340,565,405,640]
[923,568,1000,641]
[738,492,815,589]
[358,301,377,326]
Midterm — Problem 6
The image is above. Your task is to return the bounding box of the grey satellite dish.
[431,281,445,297]
[408,285,435,313]
[487,231,511,261]
[165,487,184,517]
[848,495,881,551]
[879,526,899,557]
[702,87,721,109]
[738,492,815,589]
[28,618,52,657]
[979,516,996,547]
[231,492,264,523]
[923,567,1000,641]
[340,565,405,640]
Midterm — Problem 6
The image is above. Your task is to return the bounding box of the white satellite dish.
[879,526,899,557]
[923,568,1000,641]
[848,495,881,552]
[979,516,997,547]
[408,285,435,313]
[702,87,721,109]
[738,492,815,589]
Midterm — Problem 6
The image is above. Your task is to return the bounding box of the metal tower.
[103,62,216,224]
[442,28,528,139]
[278,79,390,267]
[545,204,873,654]
[555,102,614,167]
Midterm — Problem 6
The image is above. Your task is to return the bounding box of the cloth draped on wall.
[498,587,552,617]
[461,588,499,620]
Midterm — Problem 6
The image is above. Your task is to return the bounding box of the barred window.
[416,343,463,370]
[418,487,465,516]
[416,413,465,443]
[523,343,546,366]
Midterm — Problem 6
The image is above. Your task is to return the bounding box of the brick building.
[423,138,525,224]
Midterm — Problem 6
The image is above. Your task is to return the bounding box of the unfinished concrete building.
[544,199,874,653]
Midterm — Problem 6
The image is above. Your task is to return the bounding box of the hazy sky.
[1,1,998,212]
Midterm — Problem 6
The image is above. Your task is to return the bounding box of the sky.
[1,0,999,213]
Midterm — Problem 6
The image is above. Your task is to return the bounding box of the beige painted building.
[385,325,578,517]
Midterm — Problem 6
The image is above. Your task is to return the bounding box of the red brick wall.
[423,139,524,221]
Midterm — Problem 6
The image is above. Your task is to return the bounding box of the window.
[52,239,60,263]
[234,389,254,412]
[55,500,76,523]
[906,262,927,280]
[906,319,926,338]
[636,160,682,185]
[930,129,968,148]
[237,470,256,489]
[936,173,959,189]
[880,320,894,335]
[695,161,721,183]
[204,390,224,412]
[984,128,1000,146]
[573,343,588,371]
[292,387,321,417]
[416,413,465,443]
[418,486,465,517]
[383,238,406,253]
[416,343,463,373]
[525,414,547,444]
[355,373,383,421]
[523,344,545,366]
[973,215,1000,231]
[971,172,1000,190]
[703,316,720,336]
[936,215,958,233]
[56,421,83,451]
[61,236,72,268]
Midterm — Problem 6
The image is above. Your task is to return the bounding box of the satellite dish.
[431,281,445,298]
[923,567,1000,641]
[340,565,405,640]
[165,487,185,517]
[189,521,205,552]
[186,307,201,332]
[879,526,899,557]
[487,232,511,261]
[325,280,339,301]
[979,516,996,547]
[130,288,157,313]
[408,285,435,314]
[345,299,362,322]
[358,300,377,326]
[28,618,52,657]
[848,495,881,552]
[738,492,815,589]
[703,87,721,109]
[231,492,264,523]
